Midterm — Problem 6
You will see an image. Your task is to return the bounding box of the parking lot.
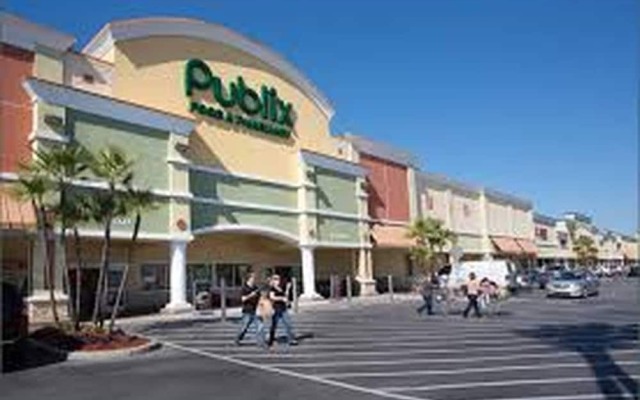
[2,279,638,400]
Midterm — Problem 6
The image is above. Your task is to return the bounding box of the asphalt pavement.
[2,278,638,400]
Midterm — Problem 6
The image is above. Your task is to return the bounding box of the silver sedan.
[546,271,600,298]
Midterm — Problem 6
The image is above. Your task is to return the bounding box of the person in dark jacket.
[267,275,297,347]
[235,273,266,347]
[416,273,439,316]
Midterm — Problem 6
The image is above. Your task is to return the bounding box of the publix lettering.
[185,59,294,138]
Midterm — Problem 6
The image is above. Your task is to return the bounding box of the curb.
[26,337,162,362]
[67,339,162,361]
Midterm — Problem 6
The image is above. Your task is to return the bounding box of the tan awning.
[491,236,522,254]
[371,225,415,248]
[0,185,36,230]
[516,239,537,255]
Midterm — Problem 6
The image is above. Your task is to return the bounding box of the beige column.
[479,190,493,260]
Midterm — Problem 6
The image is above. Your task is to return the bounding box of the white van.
[447,260,516,291]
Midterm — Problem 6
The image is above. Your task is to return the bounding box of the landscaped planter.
[29,326,161,360]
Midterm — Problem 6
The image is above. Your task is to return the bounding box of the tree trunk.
[38,205,60,326]
[73,226,83,331]
[91,216,112,326]
[109,213,140,331]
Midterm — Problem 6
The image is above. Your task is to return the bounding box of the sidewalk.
[117,293,420,332]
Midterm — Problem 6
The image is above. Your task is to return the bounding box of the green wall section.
[316,216,360,243]
[71,191,170,235]
[190,171,296,208]
[67,109,170,191]
[312,168,358,215]
[191,203,299,236]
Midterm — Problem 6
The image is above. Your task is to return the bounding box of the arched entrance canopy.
[192,224,299,246]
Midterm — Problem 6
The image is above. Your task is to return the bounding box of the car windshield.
[557,272,583,280]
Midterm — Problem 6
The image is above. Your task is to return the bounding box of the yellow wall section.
[34,49,64,83]
[111,37,343,183]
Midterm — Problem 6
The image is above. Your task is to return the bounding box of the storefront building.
[1,14,376,319]
[342,135,419,281]
[1,13,637,321]
[417,172,537,266]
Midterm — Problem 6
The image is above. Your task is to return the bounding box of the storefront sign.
[185,59,294,138]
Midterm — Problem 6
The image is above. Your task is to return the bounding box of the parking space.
[143,279,639,400]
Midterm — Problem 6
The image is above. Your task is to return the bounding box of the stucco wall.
[0,44,33,172]
[111,37,344,184]
[360,154,410,222]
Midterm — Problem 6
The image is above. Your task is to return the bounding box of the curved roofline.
[82,17,334,120]
[192,224,299,245]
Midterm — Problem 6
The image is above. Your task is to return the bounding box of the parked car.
[538,265,566,289]
[2,281,28,344]
[546,270,599,298]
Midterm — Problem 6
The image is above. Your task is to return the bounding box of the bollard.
[220,277,227,323]
[292,277,299,313]
[329,274,336,300]
[346,275,352,303]
[388,275,394,302]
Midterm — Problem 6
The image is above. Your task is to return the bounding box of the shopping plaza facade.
[1,14,638,320]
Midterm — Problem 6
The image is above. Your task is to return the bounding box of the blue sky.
[6,0,637,234]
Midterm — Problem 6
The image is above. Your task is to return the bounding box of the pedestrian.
[235,272,266,347]
[416,273,438,316]
[463,272,482,318]
[267,275,298,347]
[479,277,491,311]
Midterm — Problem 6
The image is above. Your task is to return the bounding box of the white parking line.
[486,394,636,400]
[226,343,580,359]
[167,336,632,351]
[380,375,640,393]
[266,349,638,368]
[155,331,637,344]
[161,341,429,400]
[316,360,640,378]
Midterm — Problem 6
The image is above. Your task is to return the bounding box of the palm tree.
[13,172,60,325]
[108,188,155,331]
[407,217,457,276]
[60,196,93,330]
[573,235,598,267]
[33,144,91,327]
[88,146,134,326]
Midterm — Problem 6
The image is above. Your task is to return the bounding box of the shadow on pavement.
[514,323,639,399]
[2,339,68,373]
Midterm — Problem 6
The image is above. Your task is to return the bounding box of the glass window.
[216,264,252,287]
[141,264,168,291]
[107,267,124,289]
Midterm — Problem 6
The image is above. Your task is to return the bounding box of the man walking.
[463,272,482,318]
[416,273,438,316]
[235,272,266,347]
[267,275,298,347]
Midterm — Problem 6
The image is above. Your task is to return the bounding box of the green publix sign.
[185,59,294,138]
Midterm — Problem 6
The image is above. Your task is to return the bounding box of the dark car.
[2,282,28,344]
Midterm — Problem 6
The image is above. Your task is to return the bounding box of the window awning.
[515,239,538,255]
[0,185,36,230]
[371,225,415,248]
[490,236,522,254]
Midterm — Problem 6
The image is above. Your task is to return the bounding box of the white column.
[162,240,192,313]
[357,248,377,296]
[300,246,321,300]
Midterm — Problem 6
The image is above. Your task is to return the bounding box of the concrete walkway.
[117,293,420,332]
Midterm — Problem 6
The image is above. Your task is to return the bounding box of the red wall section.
[360,153,410,222]
[0,44,34,172]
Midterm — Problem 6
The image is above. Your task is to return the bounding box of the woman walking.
[267,275,298,347]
